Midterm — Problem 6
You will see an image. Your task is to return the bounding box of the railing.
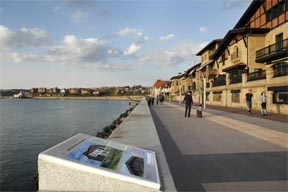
[273,62,288,77]
[213,75,226,87]
[230,74,242,84]
[231,51,242,63]
[247,70,266,81]
[256,38,288,60]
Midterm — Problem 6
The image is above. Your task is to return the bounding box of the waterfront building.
[152,80,171,98]
[38,87,47,94]
[170,73,185,102]
[68,88,80,95]
[81,88,93,95]
[31,88,38,94]
[168,0,288,114]
[47,87,60,94]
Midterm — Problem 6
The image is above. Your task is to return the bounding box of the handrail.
[256,38,288,59]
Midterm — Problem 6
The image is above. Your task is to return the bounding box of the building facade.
[168,0,288,114]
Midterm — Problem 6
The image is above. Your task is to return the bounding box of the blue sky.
[0,0,252,89]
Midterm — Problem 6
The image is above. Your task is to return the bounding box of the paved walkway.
[150,102,288,192]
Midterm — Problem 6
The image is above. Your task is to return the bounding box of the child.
[197,104,203,118]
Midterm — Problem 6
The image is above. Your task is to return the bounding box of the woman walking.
[260,91,267,115]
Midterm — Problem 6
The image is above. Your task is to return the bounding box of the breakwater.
[96,102,139,138]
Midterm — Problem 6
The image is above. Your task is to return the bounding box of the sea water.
[0,99,131,191]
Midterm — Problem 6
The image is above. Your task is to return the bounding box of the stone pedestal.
[38,133,160,192]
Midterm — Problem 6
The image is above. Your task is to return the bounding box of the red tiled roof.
[153,80,171,88]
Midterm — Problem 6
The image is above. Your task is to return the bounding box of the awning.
[222,63,246,72]
[268,86,288,91]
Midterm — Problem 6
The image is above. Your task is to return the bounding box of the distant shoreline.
[29,96,144,101]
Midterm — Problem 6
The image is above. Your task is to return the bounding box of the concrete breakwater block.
[38,133,160,192]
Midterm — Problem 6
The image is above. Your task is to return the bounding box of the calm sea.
[0,99,131,191]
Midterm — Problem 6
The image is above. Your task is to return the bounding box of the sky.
[0,0,253,89]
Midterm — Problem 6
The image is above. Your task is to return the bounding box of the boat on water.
[13,91,25,99]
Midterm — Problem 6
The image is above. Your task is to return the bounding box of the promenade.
[150,102,287,192]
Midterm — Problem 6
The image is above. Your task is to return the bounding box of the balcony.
[231,51,242,63]
[247,70,266,81]
[230,74,242,84]
[273,62,288,77]
[256,38,288,63]
[213,75,226,87]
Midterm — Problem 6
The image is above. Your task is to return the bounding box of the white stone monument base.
[38,133,160,192]
[38,158,159,192]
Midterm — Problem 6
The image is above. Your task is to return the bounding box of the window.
[206,92,210,101]
[273,62,288,77]
[231,93,240,103]
[266,2,286,22]
[273,91,288,104]
[276,33,283,50]
[191,82,196,91]
[213,93,222,102]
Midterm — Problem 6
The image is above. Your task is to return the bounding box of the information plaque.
[39,133,160,189]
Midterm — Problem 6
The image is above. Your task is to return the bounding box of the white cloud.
[5,52,39,63]
[124,43,141,56]
[71,11,88,24]
[144,36,149,41]
[117,27,150,42]
[0,25,131,70]
[45,35,121,67]
[139,42,203,67]
[200,27,207,34]
[117,27,139,36]
[0,25,51,50]
[159,33,175,41]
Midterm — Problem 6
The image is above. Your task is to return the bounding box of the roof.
[196,39,222,56]
[184,62,201,76]
[234,0,265,28]
[210,28,270,60]
[153,80,171,88]
[170,73,185,80]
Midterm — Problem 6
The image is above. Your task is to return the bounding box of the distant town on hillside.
[0,85,151,98]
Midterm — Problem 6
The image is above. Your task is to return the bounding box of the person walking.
[159,94,164,105]
[183,90,193,117]
[260,91,267,115]
[245,88,253,114]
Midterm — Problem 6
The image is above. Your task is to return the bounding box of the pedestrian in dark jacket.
[245,88,253,114]
[183,91,193,117]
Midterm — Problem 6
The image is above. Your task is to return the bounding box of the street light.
[179,84,182,104]
[197,70,206,110]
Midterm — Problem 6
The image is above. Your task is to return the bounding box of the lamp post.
[179,84,182,104]
[198,70,206,110]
